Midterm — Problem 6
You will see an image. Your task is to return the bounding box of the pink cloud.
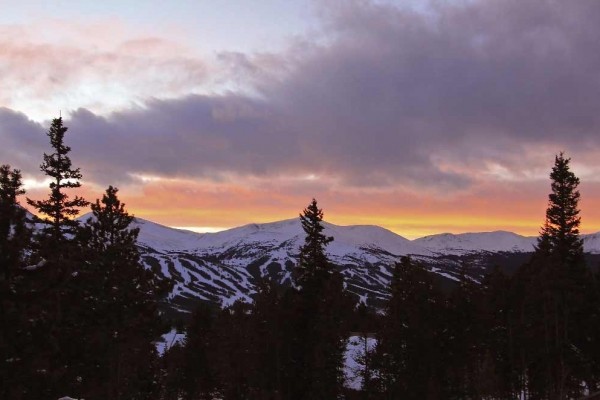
[0,18,209,119]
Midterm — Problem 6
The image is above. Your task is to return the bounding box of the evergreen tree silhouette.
[537,152,583,264]
[78,186,167,399]
[19,117,89,398]
[445,265,492,398]
[248,278,288,398]
[27,117,88,243]
[0,165,29,279]
[212,301,255,399]
[374,256,447,399]
[293,198,351,399]
[512,153,592,399]
[178,302,218,399]
[297,198,334,286]
[480,266,518,399]
[0,165,32,399]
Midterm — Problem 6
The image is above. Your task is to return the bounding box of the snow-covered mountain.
[413,231,538,255]
[136,218,421,314]
[125,216,600,316]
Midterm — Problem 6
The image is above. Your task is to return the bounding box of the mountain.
[135,218,422,315]
[413,231,538,255]
[121,216,600,317]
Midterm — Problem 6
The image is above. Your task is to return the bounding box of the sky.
[2,0,600,239]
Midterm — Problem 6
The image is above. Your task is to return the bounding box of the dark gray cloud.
[0,108,46,173]
[268,0,600,173]
[2,0,600,190]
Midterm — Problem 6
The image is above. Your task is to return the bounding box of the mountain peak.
[96,215,600,314]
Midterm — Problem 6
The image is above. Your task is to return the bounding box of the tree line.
[160,155,600,400]
[358,153,600,399]
[1,118,169,399]
[1,117,600,399]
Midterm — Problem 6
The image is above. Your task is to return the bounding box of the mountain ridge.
[129,216,600,255]
[108,216,600,316]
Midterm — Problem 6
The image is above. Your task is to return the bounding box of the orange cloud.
[20,166,600,241]
[37,175,583,240]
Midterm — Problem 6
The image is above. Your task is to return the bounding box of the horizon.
[5,1,600,239]
[169,222,544,241]
[64,207,555,241]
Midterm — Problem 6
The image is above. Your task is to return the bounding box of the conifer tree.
[293,199,352,399]
[480,266,518,399]
[19,117,89,398]
[0,165,32,399]
[351,303,379,397]
[0,165,29,277]
[79,186,167,399]
[374,256,447,399]
[27,117,88,243]
[178,303,218,399]
[248,279,287,397]
[84,185,139,258]
[445,266,490,398]
[211,301,255,399]
[513,153,592,399]
[537,152,583,264]
[297,198,334,286]
[160,342,187,400]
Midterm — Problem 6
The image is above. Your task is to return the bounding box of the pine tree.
[0,165,32,399]
[480,266,518,399]
[17,117,90,398]
[587,269,600,393]
[445,265,491,398]
[513,153,592,399]
[537,152,583,264]
[178,303,218,399]
[248,279,287,397]
[211,301,255,399]
[84,186,139,258]
[160,342,187,400]
[374,256,447,399]
[27,117,88,244]
[297,198,334,286]
[0,165,29,278]
[79,186,167,399]
[293,199,351,399]
[351,303,379,398]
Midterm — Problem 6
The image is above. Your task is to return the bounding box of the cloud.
[0,18,209,120]
[263,0,600,181]
[0,108,46,172]
[4,0,600,200]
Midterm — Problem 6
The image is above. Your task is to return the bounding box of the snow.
[22,259,46,271]
[131,216,600,258]
[414,231,538,255]
[582,233,600,254]
[131,217,421,256]
[93,215,600,311]
[120,214,600,258]
[345,335,377,390]
[133,218,208,252]
[156,328,186,356]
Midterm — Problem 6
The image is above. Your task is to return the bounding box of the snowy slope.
[135,218,428,256]
[582,233,600,254]
[414,231,538,255]
[84,213,600,256]
[85,215,600,314]
[134,218,209,251]
[131,218,437,313]
[415,230,600,255]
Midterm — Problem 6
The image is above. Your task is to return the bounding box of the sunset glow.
[4,1,600,239]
